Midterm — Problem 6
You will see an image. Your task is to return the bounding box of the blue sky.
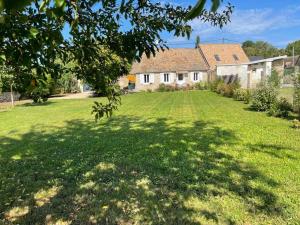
[166,0,300,48]
[62,0,300,48]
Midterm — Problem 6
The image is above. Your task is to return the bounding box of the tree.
[195,35,200,48]
[242,40,284,58]
[0,0,233,120]
[286,40,300,56]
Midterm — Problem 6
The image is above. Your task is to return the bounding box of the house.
[216,56,287,88]
[198,44,250,71]
[127,44,249,91]
[130,48,209,91]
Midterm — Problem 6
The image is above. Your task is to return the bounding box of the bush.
[30,86,50,103]
[233,88,252,104]
[233,88,246,101]
[194,81,208,90]
[251,83,278,111]
[209,78,224,92]
[268,98,292,118]
[215,79,240,98]
[292,119,300,129]
[157,84,175,92]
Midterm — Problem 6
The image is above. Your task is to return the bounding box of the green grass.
[1,91,300,225]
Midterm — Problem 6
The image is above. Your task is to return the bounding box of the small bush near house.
[209,78,224,92]
[233,88,252,104]
[147,89,152,93]
[216,79,240,98]
[268,97,293,118]
[157,84,175,92]
[251,83,278,111]
[194,81,208,90]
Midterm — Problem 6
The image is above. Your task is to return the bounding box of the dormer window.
[214,54,221,61]
[233,54,239,61]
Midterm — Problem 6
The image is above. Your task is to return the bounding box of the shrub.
[157,84,166,92]
[251,83,278,111]
[194,81,208,90]
[215,79,240,98]
[30,86,50,103]
[209,78,224,92]
[268,98,292,118]
[233,88,252,104]
[233,88,246,101]
[292,119,300,129]
[146,89,152,93]
[276,97,293,118]
[157,84,175,92]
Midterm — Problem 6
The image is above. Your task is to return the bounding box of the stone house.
[130,48,209,91]
[126,44,249,91]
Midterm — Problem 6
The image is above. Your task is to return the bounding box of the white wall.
[216,65,248,88]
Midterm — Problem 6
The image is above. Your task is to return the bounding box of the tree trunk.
[10,82,14,107]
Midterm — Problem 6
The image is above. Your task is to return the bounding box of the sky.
[62,0,300,49]
[166,0,300,48]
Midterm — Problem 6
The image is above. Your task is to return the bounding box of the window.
[193,72,198,81]
[164,73,169,82]
[233,54,239,61]
[214,54,221,61]
[178,74,184,81]
[144,74,150,83]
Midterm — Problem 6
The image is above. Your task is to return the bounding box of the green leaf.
[55,0,65,8]
[185,0,206,20]
[30,27,39,38]
[0,54,6,61]
[211,0,221,12]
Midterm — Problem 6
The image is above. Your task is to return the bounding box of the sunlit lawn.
[0,91,300,224]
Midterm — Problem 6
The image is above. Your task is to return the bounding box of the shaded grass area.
[0,91,300,224]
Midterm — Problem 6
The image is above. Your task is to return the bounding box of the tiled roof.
[130,48,208,74]
[199,44,249,69]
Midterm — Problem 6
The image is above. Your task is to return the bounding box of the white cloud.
[168,5,300,45]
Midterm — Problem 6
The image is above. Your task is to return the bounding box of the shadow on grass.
[18,101,57,107]
[0,116,286,224]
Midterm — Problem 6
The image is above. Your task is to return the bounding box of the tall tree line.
[242,40,300,58]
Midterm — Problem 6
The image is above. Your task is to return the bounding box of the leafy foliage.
[286,40,300,56]
[268,97,293,118]
[242,40,285,58]
[0,0,232,120]
[233,88,251,104]
[251,83,278,111]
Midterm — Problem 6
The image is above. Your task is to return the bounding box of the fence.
[0,92,20,103]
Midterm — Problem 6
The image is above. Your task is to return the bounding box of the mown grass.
[0,91,300,225]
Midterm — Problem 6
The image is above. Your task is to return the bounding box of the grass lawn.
[0,91,300,225]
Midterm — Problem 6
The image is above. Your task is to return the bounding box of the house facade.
[121,43,288,91]
[127,44,249,91]
[130,48,209,91]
